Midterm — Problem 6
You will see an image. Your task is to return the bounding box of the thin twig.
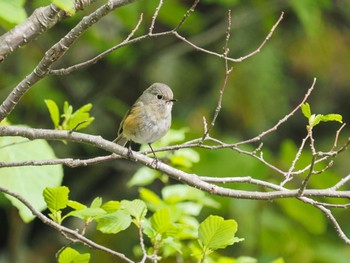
[174,0,200,31]
[298,155,316,196]
[149,0,163,34]
[281,134,310,186]
[201,9,233,141]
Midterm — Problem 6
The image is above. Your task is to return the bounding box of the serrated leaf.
[301,103,311,118]
[67,207,106,220]
[43,186,69,211]
[95,210,131,234]
[151,208,174,235]
[0,136,63,222]
[121,199,147,226]
[44,99,60,128]
[198,215,243,252]
[58,247,90,263]
[101,200,120,213]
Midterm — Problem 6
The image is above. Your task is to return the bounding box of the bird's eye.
[157,94,163,100]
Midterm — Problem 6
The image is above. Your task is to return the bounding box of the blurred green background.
[1,0,350,262]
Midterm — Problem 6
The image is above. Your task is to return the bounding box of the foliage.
[45,100,94,131]
[43,185,245,262]
[0,122,63,222]
[0,0,350,263]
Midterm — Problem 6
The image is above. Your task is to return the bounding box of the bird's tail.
[113,134,128,146]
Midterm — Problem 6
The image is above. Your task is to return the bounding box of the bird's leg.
[148,143,159,168]
[127,141,134,159]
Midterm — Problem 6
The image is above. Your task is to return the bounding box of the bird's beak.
[168,99,177,103]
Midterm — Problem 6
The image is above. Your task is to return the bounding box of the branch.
[0,185,134,262]
[0,0,137,122]
[0,154,118,168]
[49,4,283,77]
[0,0,99,62]
[1,125,350,201]
[201,10,233,141]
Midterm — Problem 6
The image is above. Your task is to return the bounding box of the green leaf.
[309,113,343,128]
[45,99,60,128]
[128,167,160,187]
[95,210,131,234]
[0,0,27,27]
[301,103,311,118]
[170,148,200,168]
[319,113,342,123]
[90,197,102,208]
[139,188,163,211]
[67,207,106,220]
[43,186,69,211]
[162,184,220,208]
[58,247,90,263]
[150,208,176,236]
[52,0,75,15]
[198,215,243,252]
[67,200,87,210]
[101,200,120,213]
[66,103,95,131]
[121,199,147,226]
[0,136,63,222]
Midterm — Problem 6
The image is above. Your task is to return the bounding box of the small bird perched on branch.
[113,83,176,163]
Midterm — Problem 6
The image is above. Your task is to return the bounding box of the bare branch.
[0,0,137,122]
[0,0,100,62]
[201,10,233,141]
[1,125,350,201]
[0,154,118,168]
[174,0,201,31]
[149,0,163,34]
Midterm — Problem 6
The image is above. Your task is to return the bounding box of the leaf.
[58,247,90,263]
[198,215,243,252]
[67,200,87,210]
[45,99,60,128]
[319,113,342,123]
[150,208,177,236]
[127,167,160,187]
[301,103,311,118]
[0,136,63,222]
[0,0,27,26]
[52,0,75,15]
[170,148,200,168]
[139,188,163,211]
[101,200,120,213]
[95,210,131,234]
[162,184,220,208]
[43,186,69,211]
[90,197,102,208]
[121,199,147,226]
[67,207,106,220]
[66,103,95,131]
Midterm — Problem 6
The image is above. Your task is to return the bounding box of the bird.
[113,83,176,163]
